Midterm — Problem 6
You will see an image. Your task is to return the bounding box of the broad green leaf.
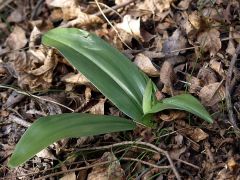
[146,94,213,123]
[142,80,153,114]
[42,28,148,121]
[8,113,136,168]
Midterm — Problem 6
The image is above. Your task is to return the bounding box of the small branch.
[77,141,181,180]
[94,0,136,16]
[122,157,171,169]
[177,158,200,170]
[225,43,240,130]
[8,114,31,128]
[34,161,111,180]
[0,0,13,11]
[0,85,74,112]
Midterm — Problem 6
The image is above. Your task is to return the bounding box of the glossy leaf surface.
[8,113,135,168]
[146,94,213,123]
[42,28,148,121]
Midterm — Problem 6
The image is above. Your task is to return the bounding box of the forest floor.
[0,0,240,179]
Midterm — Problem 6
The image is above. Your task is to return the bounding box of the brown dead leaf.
[138,0,173,16]
[197,28,221,56]
[160,61,176,95]
[46,0,76,8]
[175,134,184,145]
[29,26,42,49]
[197,66,218,85]
[188,11,201,30]
[209,59,225,77]
[50,8,63,22]
[29,49,56,76]
[89,98,105,115]
[61,72,90,86]
[36,149,56,160]
[176,120,209,142]
[5,26,27,50]
[233,31,240,44]
[169,146,187,160]
[186,75,201,94]
[227,157,238,172]
[162,29,187,56]
[5,47,56,91]
[199,82,225,106]
[177,0,191,10]
[190,128,209,142]
[60,172,76,180]
[177,12,194,36]
[116,15,142,41]
[87,152,124,180]
[62,11,103,28]
[134,53,159,77]
[7,8,24,23]
[158,111,186,122]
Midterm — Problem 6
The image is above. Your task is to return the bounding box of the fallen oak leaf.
[61,72,91,86]
[5,26,27,50]
[87,152,124,180]
[199,82,225,106]
[162,29,187,56]
[157,111,186,122]
[116,15,142,41]
[160,61,177,95]
[134,53,159,77]
[197,28,221,56]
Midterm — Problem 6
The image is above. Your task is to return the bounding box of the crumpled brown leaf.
[134,53,159,76]
[60,172,76,180]
[160,61,176,95]
[197,28,221,56]
[7,8,24,23]
[116,15,142,41]
[176,120,209,142]
[87,152,124,180]
[199,82,225,106]
[177,0,191,10]
[190,128,209,142]
[46,0,76,8]
[162,29,187,56]
[89,98,106,115]
[138,0,173,17]
[186,74,201,94]
[209,59,225,77]
[61,72,90,86]
[5,26,27,50]
[157,111,186,122]
[197,66,218,85]
[36,149,56,160]
[169,146,187,160]
[5,47,57,91]
[47,0,103,27]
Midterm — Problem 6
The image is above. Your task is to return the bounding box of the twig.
[122,157,171,169]
[34,161,111,180]
[0,0,13,11]
[177,158,200,170]
[8,114,31,127]
[26,157,170,179]
[0,85,74,112]
[94,0,132,50]
[77,141,181,180]
[31,0,44,20]
[225,43,240,130]
[90,2,122,18]
[94,0,136,16]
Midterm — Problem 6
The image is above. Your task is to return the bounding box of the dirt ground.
[0,0,240,179]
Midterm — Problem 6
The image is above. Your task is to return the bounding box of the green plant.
[8,28,213,168]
